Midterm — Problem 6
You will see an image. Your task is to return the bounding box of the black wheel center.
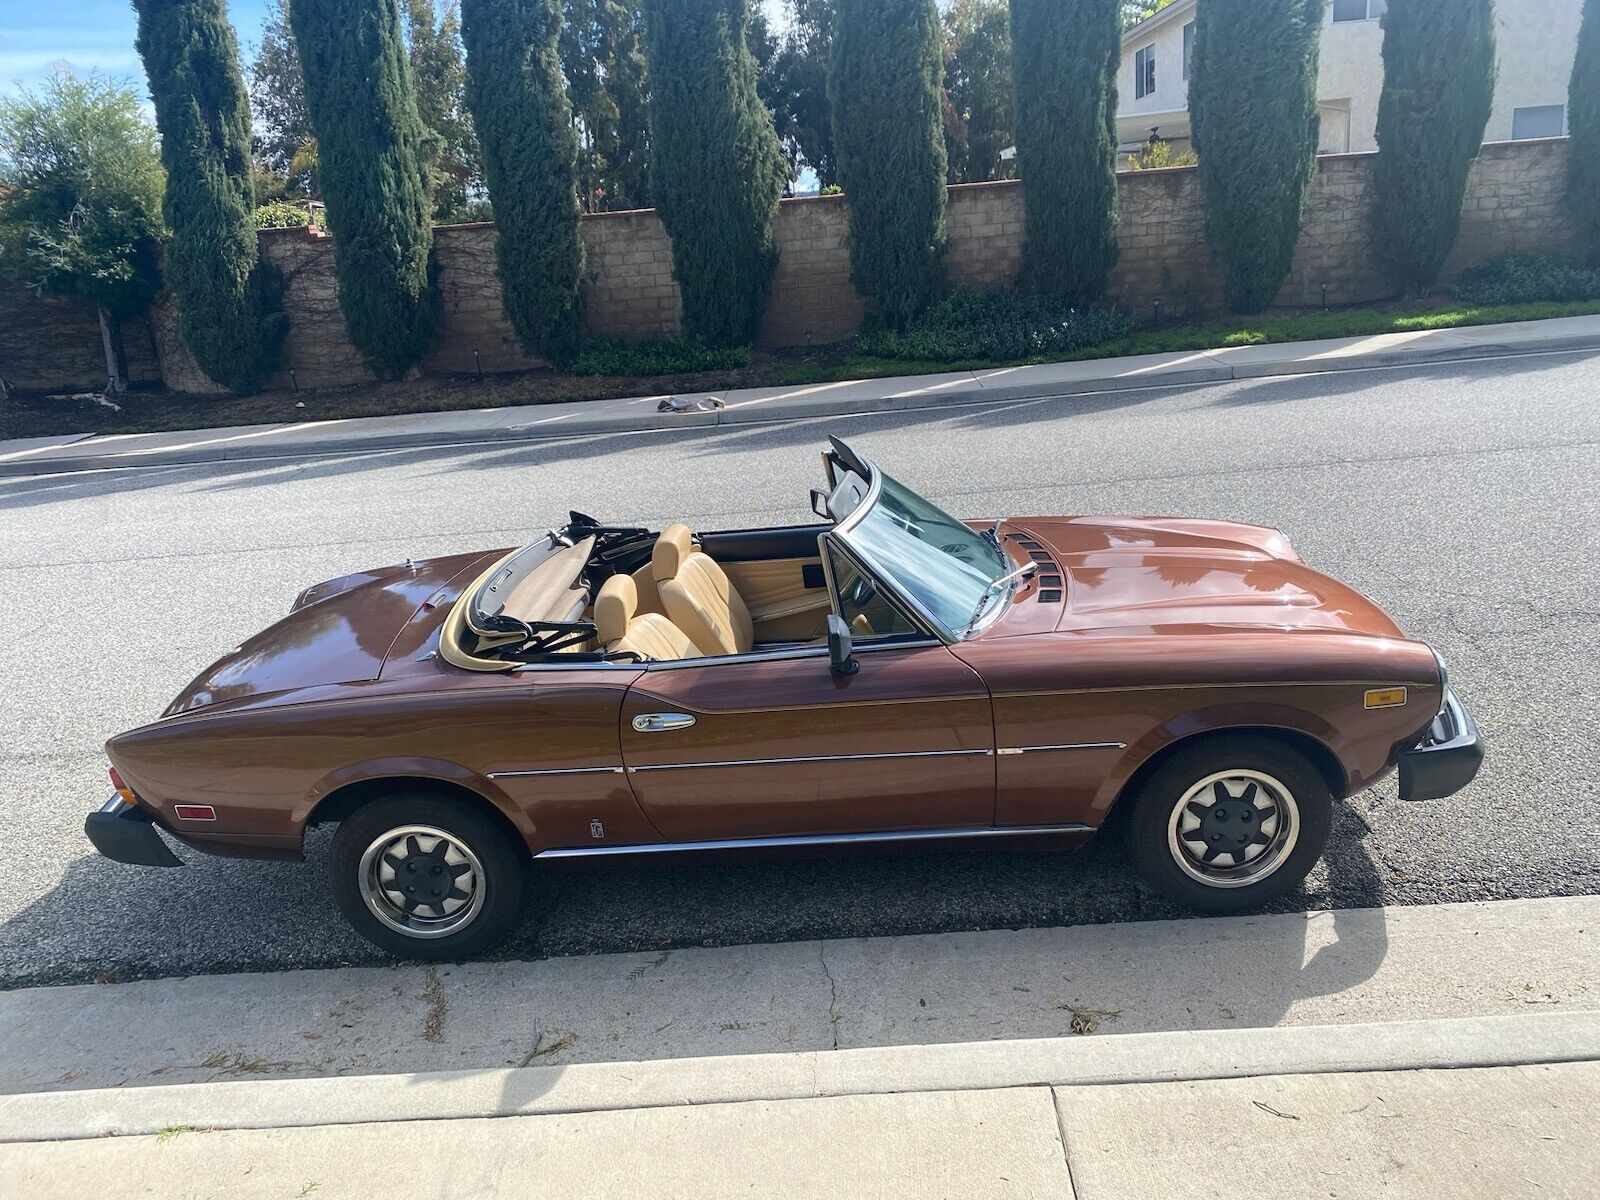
[1201,802,1264,847]
[398,850,452,898]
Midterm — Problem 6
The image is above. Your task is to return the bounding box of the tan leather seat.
[595,574,700,662]
[652,523,754,656]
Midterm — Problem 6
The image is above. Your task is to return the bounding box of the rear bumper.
[1397,690,1485,802]
[85,796,183,867]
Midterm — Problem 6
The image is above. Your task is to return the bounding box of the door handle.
[632,712,697,733]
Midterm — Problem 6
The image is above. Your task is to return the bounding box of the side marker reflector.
[173,804,217,822]
[1364,687,1407,709]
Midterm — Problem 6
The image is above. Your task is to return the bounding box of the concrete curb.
[4,320,1598,480]
[3,1011,1595,1144]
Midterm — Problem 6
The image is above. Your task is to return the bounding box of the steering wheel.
[842,573,877,608]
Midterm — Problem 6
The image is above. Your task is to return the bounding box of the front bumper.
[1397,690,1485,802]
[85,796,183,867]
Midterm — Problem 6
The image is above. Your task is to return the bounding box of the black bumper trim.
[1397,690,1485,802]
[85,797,183,868]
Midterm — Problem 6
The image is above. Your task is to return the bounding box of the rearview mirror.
[827,614,859,677]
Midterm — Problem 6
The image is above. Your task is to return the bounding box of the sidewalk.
[5,313,1599,479]
[0,898,1595,1196]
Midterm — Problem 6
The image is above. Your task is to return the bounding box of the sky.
[0,0,275,96]
[0,0,789,99]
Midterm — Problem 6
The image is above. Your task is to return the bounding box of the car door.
[618,641,995,842]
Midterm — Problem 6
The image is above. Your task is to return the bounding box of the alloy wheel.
[358,824,485,939]
[1165,769,1301,889]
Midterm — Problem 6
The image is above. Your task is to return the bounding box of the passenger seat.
[652,523,754,656]
[595,574,700,662]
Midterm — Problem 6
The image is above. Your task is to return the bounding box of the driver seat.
[595,574,700,662]
[652,523,754,656]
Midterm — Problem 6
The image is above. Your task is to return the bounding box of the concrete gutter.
[2,1010,1594,1143]
[4,314,1598,479]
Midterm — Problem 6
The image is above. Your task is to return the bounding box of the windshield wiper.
[981,516,1006,548]
[960,560,1037,638]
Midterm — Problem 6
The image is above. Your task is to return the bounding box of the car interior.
[438,442,923,672]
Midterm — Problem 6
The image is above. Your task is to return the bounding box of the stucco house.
[1115,0,1583,162]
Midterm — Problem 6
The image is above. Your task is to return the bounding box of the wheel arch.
[301,763,532,852]
[1105,723,1349,824]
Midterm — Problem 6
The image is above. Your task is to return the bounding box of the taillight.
[109,767,138,805]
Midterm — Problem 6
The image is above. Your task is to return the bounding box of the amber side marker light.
[1364,687,1407,709]
[108,767,138,806]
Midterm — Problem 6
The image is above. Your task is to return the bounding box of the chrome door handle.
[632,712,696,733]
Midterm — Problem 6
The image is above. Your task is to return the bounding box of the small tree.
[943,0,1014,184]
[250,0,315,191]
[0,71,165,392]
[642,0,788,346]
[291,0,436,378]
[135,0,286,395]
[1568,0,1600,263]
[1010,0,1120,307]
[1189,0,1328,313]
[461,0,585,363]
[406,0,482,222]
[831,0,948,327]
[1373,0,1496,294]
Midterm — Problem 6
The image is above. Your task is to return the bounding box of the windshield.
[836,470,1009,638]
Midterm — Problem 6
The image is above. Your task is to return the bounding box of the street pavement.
[2,348,1598,987]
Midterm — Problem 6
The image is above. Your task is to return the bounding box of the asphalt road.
[3,349,1598,988]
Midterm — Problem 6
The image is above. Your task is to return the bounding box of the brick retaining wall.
[0,138,1574,394]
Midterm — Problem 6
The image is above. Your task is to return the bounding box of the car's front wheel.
[1125,736,1333,913]
[330,792,525,959]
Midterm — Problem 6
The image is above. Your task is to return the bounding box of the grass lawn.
[6,296,1597,441]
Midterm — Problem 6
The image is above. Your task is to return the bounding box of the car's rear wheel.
[330,792,525,959]
[1125,736,1333,913]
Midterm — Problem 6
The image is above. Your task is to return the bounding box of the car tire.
[1124,736,1333,914]
[329,791,526,960]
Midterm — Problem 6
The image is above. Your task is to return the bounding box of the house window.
[1511,105,1568,140]
[1183,22,1195,81]
[1136,44,1156,99]
[1332,0,1386,20]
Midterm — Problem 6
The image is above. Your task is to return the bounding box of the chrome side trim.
[628,747,993,773]
[488,766,626,779]
[535,822,1095,859]
[997,742,1127,756]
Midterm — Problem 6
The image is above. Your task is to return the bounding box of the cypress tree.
[830,0,947,327]
[461,0,584,363]
[1373,0,1496,294]
[291,0,436,377]
[1189,0,1328,313]
[642,0,788,347]
[134,0,285,394]
[1568,0,1600,263]
[1010,0,1120,308]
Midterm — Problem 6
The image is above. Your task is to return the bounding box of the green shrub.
[1451,253,1600,305]
[855,289,1135,362]
[254,200,310,229]
[1189,0,1327,312]
[1373,0,1496,294]
[1568,0,1600,264]
[642,0,788,347]
[1010,0,1121,307]
[830,0,948,326]
[134,0,285,394]
[566,335,752,376]
[461,0,584,365]
[1126,140,1196,171]
[291,0,436,379]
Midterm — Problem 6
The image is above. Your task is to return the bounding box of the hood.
[1008,516,1405,639]
[163,551,495,716]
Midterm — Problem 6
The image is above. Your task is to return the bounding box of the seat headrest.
[595,574,637,646]
[652,523,694,582]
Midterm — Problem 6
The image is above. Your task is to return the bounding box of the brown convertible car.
[89,438,1483,958]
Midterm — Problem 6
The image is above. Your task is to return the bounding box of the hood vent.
[1007,534,1063,602]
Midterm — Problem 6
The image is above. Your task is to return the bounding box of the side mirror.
[827,614,859,677]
